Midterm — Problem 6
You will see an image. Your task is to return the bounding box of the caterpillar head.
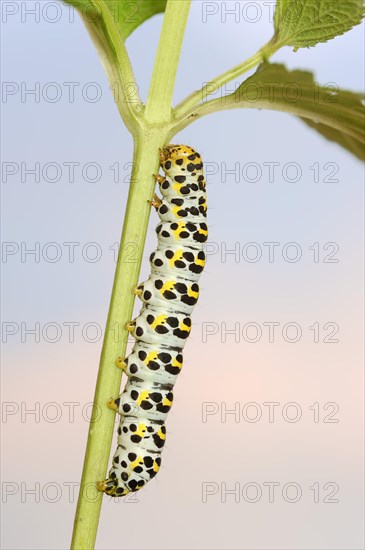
[160,145,203,172]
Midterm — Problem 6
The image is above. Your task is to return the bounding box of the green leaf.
[301,118,365,160]
[65,0,167,40]
[190,63,364,160]
[238,63,365,157]
[273,0,364,50]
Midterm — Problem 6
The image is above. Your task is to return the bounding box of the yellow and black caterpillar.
[97,145,207,497]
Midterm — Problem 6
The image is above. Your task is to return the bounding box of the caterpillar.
[97,145,207,497]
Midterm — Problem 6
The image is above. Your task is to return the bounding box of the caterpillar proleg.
[97,145,207,497]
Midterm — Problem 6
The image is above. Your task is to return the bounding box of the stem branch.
[81,0,143,134]
[174,39,279,120]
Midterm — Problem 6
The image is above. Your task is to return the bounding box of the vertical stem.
[145,0,191,123]
[71,1,192,547]
[71,129,167,550]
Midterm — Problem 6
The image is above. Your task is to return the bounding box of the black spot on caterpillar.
[97,145,207,497]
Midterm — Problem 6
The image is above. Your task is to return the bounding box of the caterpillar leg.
[96,479,115,495]
[107,397,120,412]
[125,320,136,334]
[153,173,165,185]
[116,357,127,370]
[133,284,143,297]
[148,193,162,210]
[159,148,168,163]
[96,478,129,497]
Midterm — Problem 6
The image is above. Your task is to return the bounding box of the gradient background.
[1,1,364,549]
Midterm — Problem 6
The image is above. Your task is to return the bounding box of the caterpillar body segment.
[98,145,207,497]
[155,195,207,223]
[137,273,200,314]
[150,244,206,281]
[119,342,183,384]
[127,306,192,347]
[156,221,208,246]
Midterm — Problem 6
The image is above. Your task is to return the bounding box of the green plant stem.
[171,89,365,140]
[71,2,191,548]
[71,130,166,550]
[80,1,143,134]
[96,1,137,92]
[145,0,191,123]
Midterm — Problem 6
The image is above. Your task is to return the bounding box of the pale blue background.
[1,1,364,549]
